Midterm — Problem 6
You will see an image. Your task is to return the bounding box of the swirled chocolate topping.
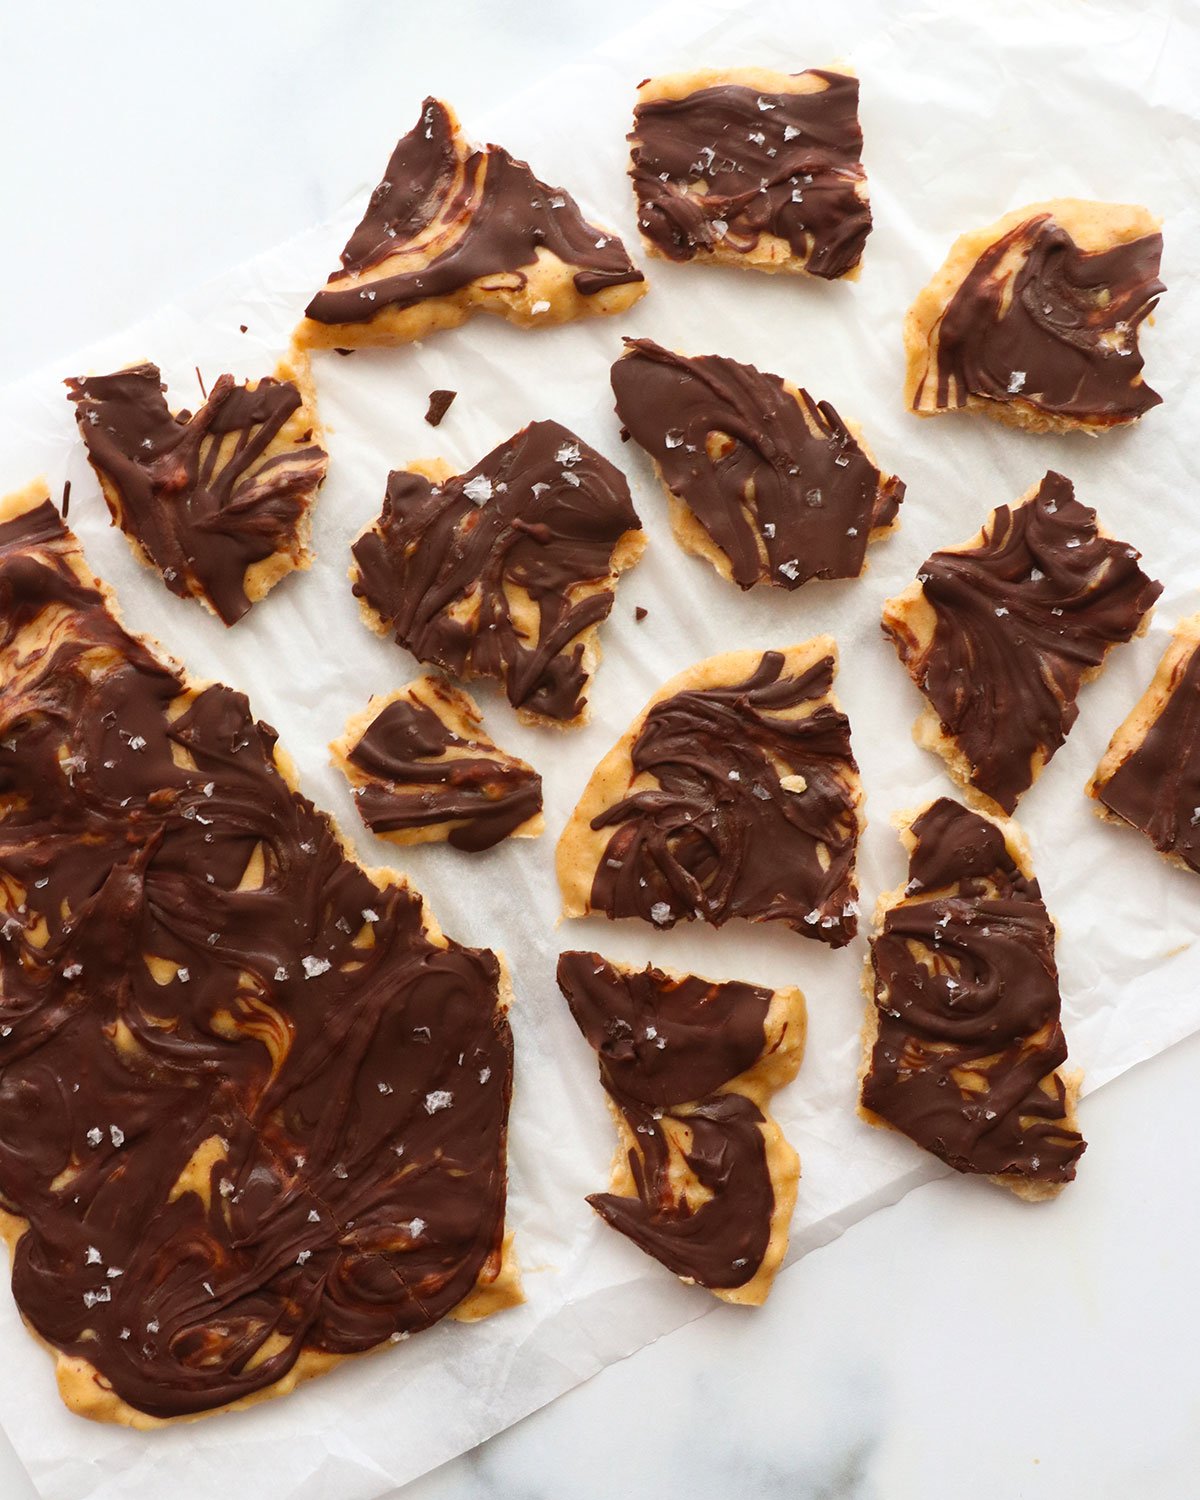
[305,98,643,328]
[919,212,1164,425]
[67,361,327,626]
[1092,623,1200,872]
[583,648,861,944]
[0,493,513,1421]
[861,798,1085,1189]
[337,677,542,853]
[883,471,1161,813]
[629,71,870,278]
[557,952,779,1290]
[351,419,643,726]
[611,338,903,589]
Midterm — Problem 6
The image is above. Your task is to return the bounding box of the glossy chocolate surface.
[307,98,643,326]
[920,213,1164,425]
[862,798,1085,1185]
[612,338,902,588]
[630,72,870,278]
[352,419,641,724]
[885,471,1161,812]
[588,650,860,944]
[67,363,327,626]
[0,499,511,1418]
[557,952,777,1289]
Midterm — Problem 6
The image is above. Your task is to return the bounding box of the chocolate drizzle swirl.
[556,952,778,1290]
[629,72,871,278]
[921,213,1164,425]
[862,798,1085,1188]
[351,419,642,725]
[342,680,542,853]
[611,338,903,588]
[884,471,1161,813]
[1093,630,1200,872]
[0,497,513,1420]
[67,362,327,626]
[587,649,861,944]
[306,98,643,327]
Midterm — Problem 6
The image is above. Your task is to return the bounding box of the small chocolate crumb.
[619,426,631,442]
[425,389,457,427]
[61,479,71,519]
[239,324,248,334]
[334,348,356,357]
[635,606,648,621]
[195,367,207,400]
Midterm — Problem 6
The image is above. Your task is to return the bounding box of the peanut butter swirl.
[611,338,903,589]
[586,649,861,945]
[629,71,871,278]
[0,495,513,1421]
[883,471,1161,813]
[305,97,644,328]
[67,361,327,626]
[861,798,1085,1191]
[557,953,780,1291]
[351,420,643,726]
[920,213,1164,426]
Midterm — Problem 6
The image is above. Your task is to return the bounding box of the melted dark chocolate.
[557,952,777,1289]
[611,338,903,589]
[345,682,542,853]
[885,471,1161,813]
[588,650,860,945]
[921,212,1164,425]
[67,363,327,626]
[352,419,641,724]
[629,72,870,278]
[0,499,512,1419]
[1094,631,1200,872]
[306,98,643,326]
[862,798,1085,1186]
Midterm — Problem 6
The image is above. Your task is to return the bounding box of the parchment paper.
[0,0,1197,1494]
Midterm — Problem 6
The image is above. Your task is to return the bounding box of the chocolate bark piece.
[882,471,1161,815]
[557,951,805,1304]
[331,675,543,853]
[297,97,645,350]
[351,419,644,728]
[0,483,518,1426]
[557,641,863,945]
[1088,614,1200,872]
[859,798,1085,1200]
[611,338,903,589]
[66,354,327,625]
[629,66,871,280]
[905,199,1164,434]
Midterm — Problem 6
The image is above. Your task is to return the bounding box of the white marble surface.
[0,3,1197,1496]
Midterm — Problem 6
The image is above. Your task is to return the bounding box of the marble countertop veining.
[0,4,1196,1497]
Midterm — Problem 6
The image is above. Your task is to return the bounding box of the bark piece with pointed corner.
[557,951,806,1304]
[297,97,645,350]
